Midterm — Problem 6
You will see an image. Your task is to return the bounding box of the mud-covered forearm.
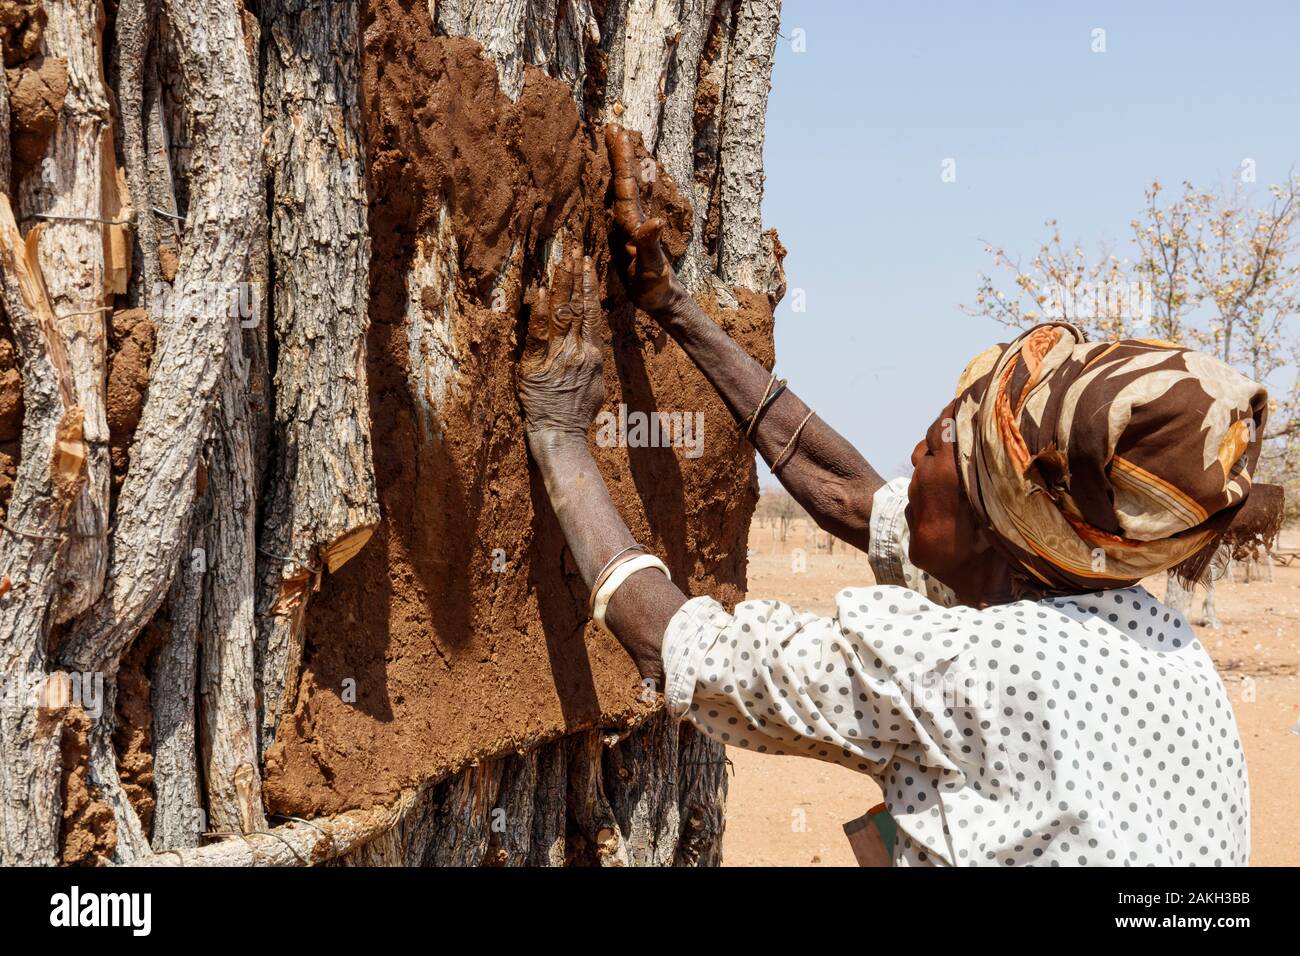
[656,294,884,551]
[527,430,684,683]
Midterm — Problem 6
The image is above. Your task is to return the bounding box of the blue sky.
[761,0,1300,479]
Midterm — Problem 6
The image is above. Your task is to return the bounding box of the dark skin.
[905,398,1014,606]
[518,124,1013,688]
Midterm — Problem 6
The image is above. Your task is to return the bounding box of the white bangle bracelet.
[591,554,671,636]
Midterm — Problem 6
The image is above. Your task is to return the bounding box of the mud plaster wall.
[262,1,776,817]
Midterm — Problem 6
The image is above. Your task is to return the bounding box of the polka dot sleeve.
[662,590,961,777]
[661,478,1252,865]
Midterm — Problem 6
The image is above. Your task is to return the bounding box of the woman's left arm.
[518,250,686,686]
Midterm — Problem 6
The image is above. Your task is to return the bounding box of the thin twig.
[0,520,68,542]
[256,545,321,574]
[56,306,113,320]
[200,828,309,865]
[29,212,132,225]
[1,515,105,541]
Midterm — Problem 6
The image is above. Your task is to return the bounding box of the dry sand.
[722,519,1300,866]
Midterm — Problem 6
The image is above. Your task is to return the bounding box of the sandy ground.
[720,519,1300,866]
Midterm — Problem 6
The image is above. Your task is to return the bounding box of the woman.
[516,125,1265,866]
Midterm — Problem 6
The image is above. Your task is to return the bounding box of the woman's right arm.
[606,124,883,551]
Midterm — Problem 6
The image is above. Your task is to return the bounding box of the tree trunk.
[0,0,782,865]
[0,190,85,866]
[255,0,379,760]
[16,0,119,627]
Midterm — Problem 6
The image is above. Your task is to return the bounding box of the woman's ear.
[972,526,997,554]
[956,523,1014,607]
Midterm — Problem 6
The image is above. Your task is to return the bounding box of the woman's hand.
[517,249,606,441]
[518,245,688,682]
[605,125,883,554]
[605,123,686,317]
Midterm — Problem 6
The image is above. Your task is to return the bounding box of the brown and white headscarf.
[952,323,1268,595]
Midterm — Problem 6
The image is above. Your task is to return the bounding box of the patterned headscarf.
[952,323,1268,595]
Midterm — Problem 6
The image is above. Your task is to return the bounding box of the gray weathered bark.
[149,524,204,850]
[198,319,267,835]
[716,0,779,290]
[0,193,84,866]
[52,0,263,863]
[256,0,380,758]
[16,0,118,626]
[57,0,261,676]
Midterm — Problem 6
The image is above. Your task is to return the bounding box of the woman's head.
[906,323,1269,603]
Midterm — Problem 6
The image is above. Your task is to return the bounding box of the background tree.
[755,488,808,542]
[966,176,1300,511]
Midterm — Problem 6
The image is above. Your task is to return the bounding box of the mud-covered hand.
[518,250,606,439]
[520,245,689,682]
[605,123,685,317]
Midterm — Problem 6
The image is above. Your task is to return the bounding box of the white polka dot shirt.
[662,479,1250,866]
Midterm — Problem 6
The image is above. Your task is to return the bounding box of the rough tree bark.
[255,0,380,760]
[0,0,783,865]
[71,0,259,864]
[149,517,205,849]
[0,193,85,865]
[198,315,266,836]
[16,0,119,626]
